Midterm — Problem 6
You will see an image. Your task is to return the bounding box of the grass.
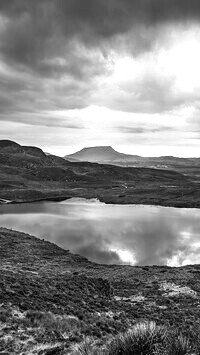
[0,307,83,354]
[106,322,167,355]
[2,308,198,354]
[167,333,191,355]
[74,322,198,355]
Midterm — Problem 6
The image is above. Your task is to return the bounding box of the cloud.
[1,1,200,155]
[117,126,175,134]
[1,0,200,78]
[0,111,84,129]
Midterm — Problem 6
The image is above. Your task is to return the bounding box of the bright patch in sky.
[158,30,200,92]
[112,26,200,94]
[111,248,136,265]
[113,56,140,83]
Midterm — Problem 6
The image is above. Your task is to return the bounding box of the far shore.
[1,187,200,209]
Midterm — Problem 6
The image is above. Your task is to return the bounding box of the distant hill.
[0,140,187,186]
[1,139,200,207]
[65,146,199,164]
[65,146,200,183]
[0,140,46,158]
[65,146,140,163]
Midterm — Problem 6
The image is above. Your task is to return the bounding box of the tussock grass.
[1,309,199,354]
[72,339,107,355]
[106,322,167,355]
[74,322,197,355]
[166,332,192,355]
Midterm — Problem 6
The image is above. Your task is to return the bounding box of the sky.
[1,0,200,157]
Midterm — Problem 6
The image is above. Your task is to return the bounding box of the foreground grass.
[74,321,200,355]
[0,307,80,354]
[1,314,200,355]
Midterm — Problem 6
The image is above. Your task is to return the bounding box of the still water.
[0,198,200,266]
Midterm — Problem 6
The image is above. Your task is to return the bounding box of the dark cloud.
[2,0,200,39]
[0,113,84,129]
[1,0,200,76]
[0,62,95,122]
[117,126,175,134]
[0,0,200,144]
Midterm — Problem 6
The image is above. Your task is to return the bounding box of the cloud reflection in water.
[0,199,200,266]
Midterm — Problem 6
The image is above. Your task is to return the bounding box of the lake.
[0,198,200,266]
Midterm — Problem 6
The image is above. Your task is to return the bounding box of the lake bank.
[1,226,200,354]
[1,183,200,209]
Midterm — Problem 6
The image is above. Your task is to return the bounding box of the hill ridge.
[1,139,200,208]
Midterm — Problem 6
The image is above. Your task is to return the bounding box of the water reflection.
[0,198,200,266]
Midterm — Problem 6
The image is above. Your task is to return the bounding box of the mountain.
[65,146,140,163]
[1,139,200,208]
[65,146,200,183]
[65,146,200,165]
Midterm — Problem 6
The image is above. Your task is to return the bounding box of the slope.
[0,140,199,208]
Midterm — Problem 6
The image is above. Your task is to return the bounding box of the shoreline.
[0,225,199,269]
[1,193,200,209]
[1,227,200,352]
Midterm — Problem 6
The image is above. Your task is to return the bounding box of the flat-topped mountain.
[65,146,140,163]
[65,146,200,164]
[1,139,200,208]
[65,146,200,183]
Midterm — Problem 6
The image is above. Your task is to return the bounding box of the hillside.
[65,146,200,183]
[1,227,200,354]
[1,140,200,208]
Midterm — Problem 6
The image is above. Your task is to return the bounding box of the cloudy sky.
[1,0,200,157]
